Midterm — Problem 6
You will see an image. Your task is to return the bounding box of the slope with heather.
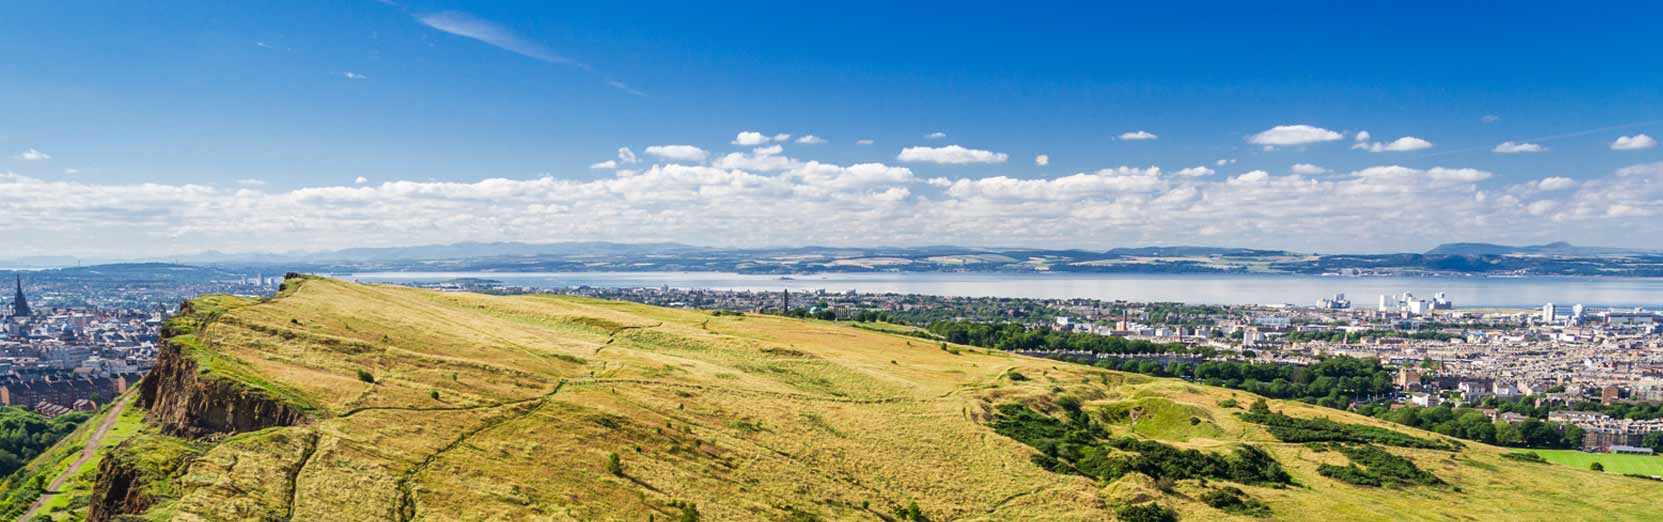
[15,276,1659,521]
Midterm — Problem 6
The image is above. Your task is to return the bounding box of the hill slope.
[23,276,1661,521]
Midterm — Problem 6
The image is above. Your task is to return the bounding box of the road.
[20,398,130,521]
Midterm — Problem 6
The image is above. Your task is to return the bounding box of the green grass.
[1535,449,1663,476]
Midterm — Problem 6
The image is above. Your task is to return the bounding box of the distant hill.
[9,276,1657,520]
[1426,241,1661,257]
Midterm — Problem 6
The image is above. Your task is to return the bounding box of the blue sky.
[3,1,1662,256]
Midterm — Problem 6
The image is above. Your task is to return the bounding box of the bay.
[343,271,1663,309]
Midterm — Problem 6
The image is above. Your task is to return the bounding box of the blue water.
[343,271,1663,309]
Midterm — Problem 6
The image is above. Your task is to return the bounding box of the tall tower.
[12,275,31,317]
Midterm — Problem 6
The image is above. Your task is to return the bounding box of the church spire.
[12,274,30,317]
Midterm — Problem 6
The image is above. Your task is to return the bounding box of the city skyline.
[3,2,1662,256]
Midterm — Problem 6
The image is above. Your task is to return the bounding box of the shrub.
[607,452,623,476]
[356,369,375,384]
[1501,451,1545,463]
[429,390,440,400]
[1116,503,1178,522]
[1239,410,1453,450]
[894,500,928,521]
[1201,486,1271,517]
[1590,462,1604,472]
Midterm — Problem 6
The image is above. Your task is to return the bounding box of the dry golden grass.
[67,277,1663,521]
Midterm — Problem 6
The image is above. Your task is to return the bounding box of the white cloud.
[343,71,368,80]
[418,11,578,66]
[6,160,1662,257]
[1034,154,1050,166]
[1493,141,1546,154]
[1536,177,1575,191]
[1354,131,1371,142]
[753,144,783,156]
[15,148,50,161]
[590,160,619,170]
[795,135,826,145]
[925,132,946,140]
[942,166,1164,201]
[1353,136,1433,152]
[617,147,639,164]
[712,146,801,172]
[856,139,874,146]
[1215,158,1237,166]
[1175,166,1214,177]
[772,133,791,142]
[1611,134,1658,151]
[897,145,1008,165]
[1248,124,1343,147]
[1119,130,1158,141]
[1290,163,1328,175]
[732,131,769,146]
[354,176,369,185]
[645,145,709,162]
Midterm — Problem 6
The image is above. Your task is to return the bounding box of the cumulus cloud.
[795,135,826,145]
[772,133,791,142]
[1612,134,1658,150]
[590,160,618,170]
[712,145,801,172]
[617,147,639,164]
[1290,163,1328,175]
[5,159,1662,257]
[1119,130,1158,141]
[1354,136,1434,152]
[236,179,267,187]
[354,176,369,185]
[897,145,1008,165]
[1175,166,1214,177]
[732,131,769,146]
[645,145,709,163]
[1248,125,1343,147]
[925,132,946,140]
[1536,177,1575,191]
[1493,141,1546,154]
[1034,154,1050,166]
[15,149,50,161]
[1354,131,1371,142]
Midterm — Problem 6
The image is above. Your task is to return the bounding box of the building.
[10,275,30,318]
[1541,303,1558,324]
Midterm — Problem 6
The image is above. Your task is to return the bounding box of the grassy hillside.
[21,276,1663,521]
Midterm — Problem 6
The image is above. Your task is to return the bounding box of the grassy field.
[1535,449,1663,476]
[14,276,1663,521]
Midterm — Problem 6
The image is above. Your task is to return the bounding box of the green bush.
[1116,503,1178,522]
[356,368,375,384]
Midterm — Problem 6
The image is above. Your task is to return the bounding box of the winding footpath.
[21,398,130,521]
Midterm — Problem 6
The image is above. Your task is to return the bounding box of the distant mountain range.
[8,241,1663,277]
[1424,241,1663,257]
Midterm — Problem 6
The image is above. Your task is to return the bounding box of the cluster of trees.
[1283,329,1460,343]
[1311,443,1443,488]
[925,321,1204,356]
[1096,356,1395,409]
[989,401,1290,488]
[0,407,91,477]
[783,306,892,323]
[1238,400,1454,450]
[1356,404,1583,449]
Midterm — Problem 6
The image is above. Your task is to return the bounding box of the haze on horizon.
[2,2,1661,258]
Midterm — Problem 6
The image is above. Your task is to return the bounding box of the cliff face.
[137,341,308,438]
[88,295,310,520]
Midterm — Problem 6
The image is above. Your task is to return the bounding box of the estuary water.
[342,271,1663,309]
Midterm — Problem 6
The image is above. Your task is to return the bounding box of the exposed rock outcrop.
[138,339,308,438]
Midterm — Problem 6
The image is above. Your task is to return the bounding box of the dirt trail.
[21,398,131,521]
